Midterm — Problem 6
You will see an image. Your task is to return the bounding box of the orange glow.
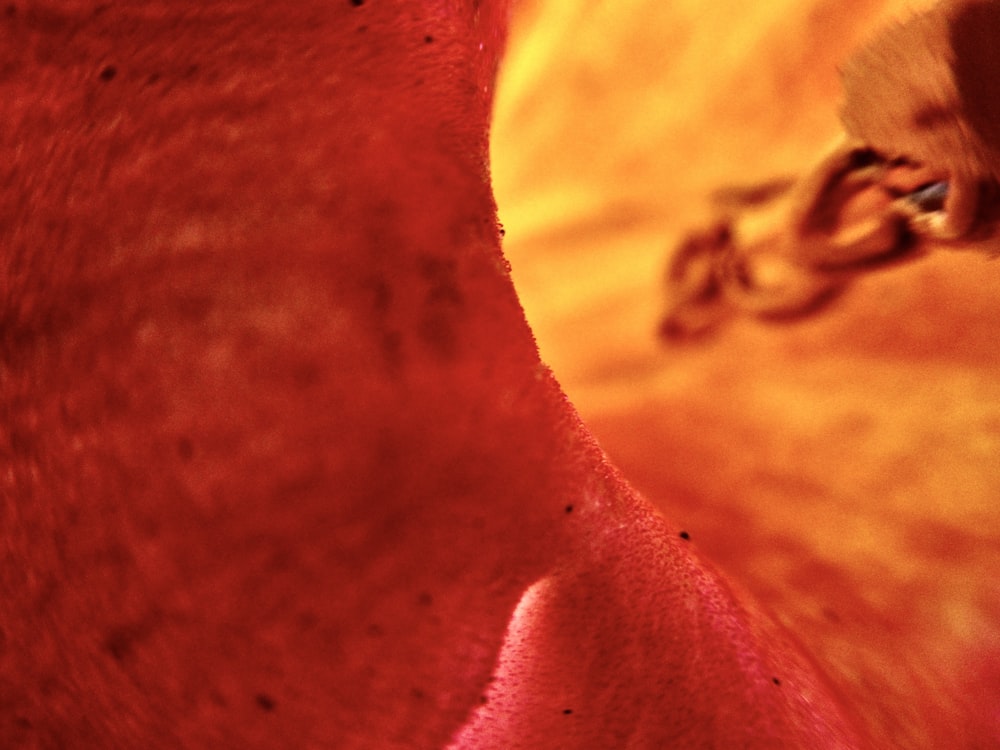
[493,0,1000,746]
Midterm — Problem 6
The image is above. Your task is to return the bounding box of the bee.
[660,0,1000,341]
[839,0,1000,240]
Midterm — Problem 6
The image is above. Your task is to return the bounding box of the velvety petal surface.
[0,0,879,748]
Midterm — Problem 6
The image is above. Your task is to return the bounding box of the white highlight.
[445,576,552,749]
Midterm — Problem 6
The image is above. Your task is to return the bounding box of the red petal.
[2,1,865,747]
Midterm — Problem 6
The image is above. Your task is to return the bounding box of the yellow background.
[492,1,1000,746]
